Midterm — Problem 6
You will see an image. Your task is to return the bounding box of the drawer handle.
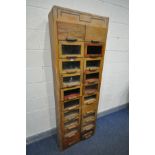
[66,70,77,74]
[66,56,77,59]
[86,111,94,115]
[66,37,77,42]
[89,68,97,72]
[66,124,77,130]
[91,40,100,44]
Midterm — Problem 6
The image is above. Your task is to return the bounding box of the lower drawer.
[81,130,94,140]
[81,122,95,132]
[63,131,80,149]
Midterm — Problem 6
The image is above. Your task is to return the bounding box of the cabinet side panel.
[48,7,63,150]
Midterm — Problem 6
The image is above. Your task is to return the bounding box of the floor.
[27,107,129,155]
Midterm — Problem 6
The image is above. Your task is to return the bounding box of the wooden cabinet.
[48,6,109,150]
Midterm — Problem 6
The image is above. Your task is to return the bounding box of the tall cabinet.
[48,6,109,150]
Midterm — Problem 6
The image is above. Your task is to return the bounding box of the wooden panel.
[57,22,85,41]
[85,26,107,42]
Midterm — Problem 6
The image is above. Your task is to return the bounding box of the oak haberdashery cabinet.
[48,6,109,150]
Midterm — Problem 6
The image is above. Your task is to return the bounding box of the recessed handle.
[66,37,77,42]
[91,40,100,44]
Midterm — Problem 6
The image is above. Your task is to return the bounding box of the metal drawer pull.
[66,37,77,42]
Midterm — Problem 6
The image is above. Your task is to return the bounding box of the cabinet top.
[49,5,109,28]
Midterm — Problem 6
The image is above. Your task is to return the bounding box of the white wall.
[26,0,129,138]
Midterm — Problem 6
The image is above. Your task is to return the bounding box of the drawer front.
[63,97,81,113]
[59,58,83,74]
[61,86,82,101]
[84,71,101,85]
[63,109,80,123]
[83,93,99,105]
[84,42,104,57]
[82,104,97,116]
[59,41,84,58]
[83,83,100,96]
[82,113,96,125]
[81,130,94,140]
[81,122,95,132]
[61,73,82,89]
[64,119,80,132]
[57,21,85,41]
[63,131,80,149]
[85,26,107,42]
[84,58,103,73]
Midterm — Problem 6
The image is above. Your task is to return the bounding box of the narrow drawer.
[81,130,94,140]
[84,58,102,73]
[64,119,80,132]
[85,26,107,42]
[82,113,96,125]
[63,98,81,113]
[57,21,85,41]
[81,122,95,132]
[64,109,80,123]
[83,83,100,96]
[84,42,104,57]
[84,71,100,85]
[59,58,83,74]
[61,86,82,101]
[59,41,84,58]
[61,73,82,89]
[83,93,99,105]
[82,104,97,116]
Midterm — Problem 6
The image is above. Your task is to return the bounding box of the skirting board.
[26,103,129,145]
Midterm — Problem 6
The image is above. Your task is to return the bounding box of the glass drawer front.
[59,41,84,58]
[60,59,83,74]
[61,74,82,88]
[61,86,82,101]
[84,58,102,73]
[84,72,100,85]
[84,83,99,95]
[63,98,80,112]
[85,43,104,57]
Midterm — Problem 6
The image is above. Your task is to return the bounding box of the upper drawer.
[57,21,85,41]
[59,58,83,74]
[59,41,84,58]
[85,26,107,42]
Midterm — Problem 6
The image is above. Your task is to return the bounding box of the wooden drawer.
[84,58,103,73]
[59,41,84,58]
[59,58,83,74]
[63,131,80,149]
[82,104,97,116]
[64,119,80,132]
[63,98,81,113]
[60,73,82,89]
[81,122,95,132]
[83,83,100,96]
[82,113,96,125]
[83,93,99,105]
[63,109,80,123]
[81,129,94,140]
[61,86,82,101]
[84,42,104,57]
[57,21,85,41]
[84,71,101,85]
[85,26,107,42]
